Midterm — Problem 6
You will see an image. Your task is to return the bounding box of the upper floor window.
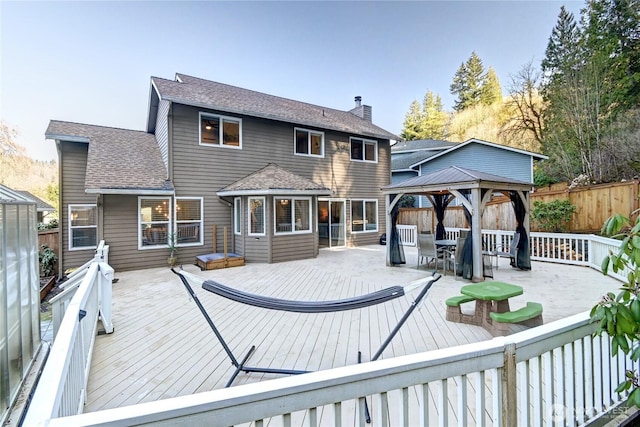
[175,197,203,246]
[274,197,311,234]
[350,137,377,163]
[139,197,171,249]
[69,204,97,250]
[294,128,324,157]
[200,112,242,148]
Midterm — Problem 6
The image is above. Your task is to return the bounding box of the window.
[234,197,241,235]
[139,197,171,248]
[200,112,242,148]
[69,204,97,250]
[175,197,203,246]
[274,197,311,234]
[294,128,324,157]
[350,137,377,162]
[351,199,378,233]
[248,197,265,236]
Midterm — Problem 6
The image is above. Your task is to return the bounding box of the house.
[46,74,398,274]
[391,138,547,207]
[0,184,55,223]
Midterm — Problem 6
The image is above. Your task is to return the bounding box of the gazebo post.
[471,188,484,282]
[385,193,392,266]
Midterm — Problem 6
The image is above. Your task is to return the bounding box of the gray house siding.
[59,141,97,273]
[155,99,170,168]
[169,103,389,260]
[391,171,417,185]
[419,144,533,183]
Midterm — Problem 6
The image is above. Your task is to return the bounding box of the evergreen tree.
[582,0,640,110]
[541,5,581,81]
[481,67,503,105]
[450,51,487,111]
[421,91,448,139]
[401,100,423,140]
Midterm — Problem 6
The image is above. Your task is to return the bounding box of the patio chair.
[442,236,466,280]
[417,233,442,270]
[488,232,520,269]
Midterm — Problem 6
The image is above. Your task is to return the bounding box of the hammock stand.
[172,269,441,389]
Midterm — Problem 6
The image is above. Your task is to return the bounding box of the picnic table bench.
[446,281,543,336]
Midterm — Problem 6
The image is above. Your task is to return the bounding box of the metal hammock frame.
[172,269,440,388]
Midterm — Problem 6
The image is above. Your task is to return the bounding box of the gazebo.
[382,166,534,282]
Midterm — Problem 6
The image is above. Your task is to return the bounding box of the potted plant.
[167,232,178,267]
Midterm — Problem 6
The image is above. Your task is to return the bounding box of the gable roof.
[149,74,398,140]
[12,190,54,212]
[217,163,332,197]
[391,139,457,153]
[382,165,533,193]
[391,138,548,172]
[45,121,173,195]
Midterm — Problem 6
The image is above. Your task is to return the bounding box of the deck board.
[84,245,622,424]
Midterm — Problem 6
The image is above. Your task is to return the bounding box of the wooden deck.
[84,245,621,413]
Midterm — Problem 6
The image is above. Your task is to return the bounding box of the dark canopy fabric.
[460,191,473,279]
[432,194,452,241]
[390,198,406,265]
[202,280,406,313]
[510,191,531,270]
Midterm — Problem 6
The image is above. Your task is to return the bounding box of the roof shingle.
[217,163,332,196]
[152,74,398,140]
[46,121,171,193]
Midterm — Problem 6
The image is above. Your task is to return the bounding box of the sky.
[1,0,584,162]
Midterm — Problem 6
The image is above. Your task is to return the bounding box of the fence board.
[398,181,640,233]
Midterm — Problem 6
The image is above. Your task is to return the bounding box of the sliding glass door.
[318,199,345,248]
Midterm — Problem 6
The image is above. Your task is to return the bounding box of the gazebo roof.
[381,166,533,194]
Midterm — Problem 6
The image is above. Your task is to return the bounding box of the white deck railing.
[45,313,631,427]
[406,227,624,280]
[397,224,417,247]
[24,242,114,426]
[28,234,632,426]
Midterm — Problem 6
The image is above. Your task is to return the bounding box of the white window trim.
[350,137,378,163]
[68,204,98,251]
[294,127,325,158]
[138,196,172,250]
[273,196,313,235]
[234,197,242,235]
[174,197,204,247]
[350,199,379,233]
[248,196,266,236]
[199,111,243,149]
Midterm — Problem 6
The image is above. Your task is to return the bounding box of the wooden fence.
[38,228,59,276]
[398,180,640,234]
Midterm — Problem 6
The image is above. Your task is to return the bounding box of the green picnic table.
[460,281,524,328]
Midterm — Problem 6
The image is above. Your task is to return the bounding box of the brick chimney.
[349,96,372,122]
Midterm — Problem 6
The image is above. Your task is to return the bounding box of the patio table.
[460,281,523,328]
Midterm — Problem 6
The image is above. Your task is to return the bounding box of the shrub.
[591,211,640,406]
[39,244,58,277]
[531,199,576,232]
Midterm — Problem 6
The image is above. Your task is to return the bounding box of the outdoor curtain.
[390,197,406,265]
[460,191,473,279]
[432,194,452,241]
[510,191,531,270]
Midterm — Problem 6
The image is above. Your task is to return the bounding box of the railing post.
[98,262,114,334]
[502,342,517,426]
